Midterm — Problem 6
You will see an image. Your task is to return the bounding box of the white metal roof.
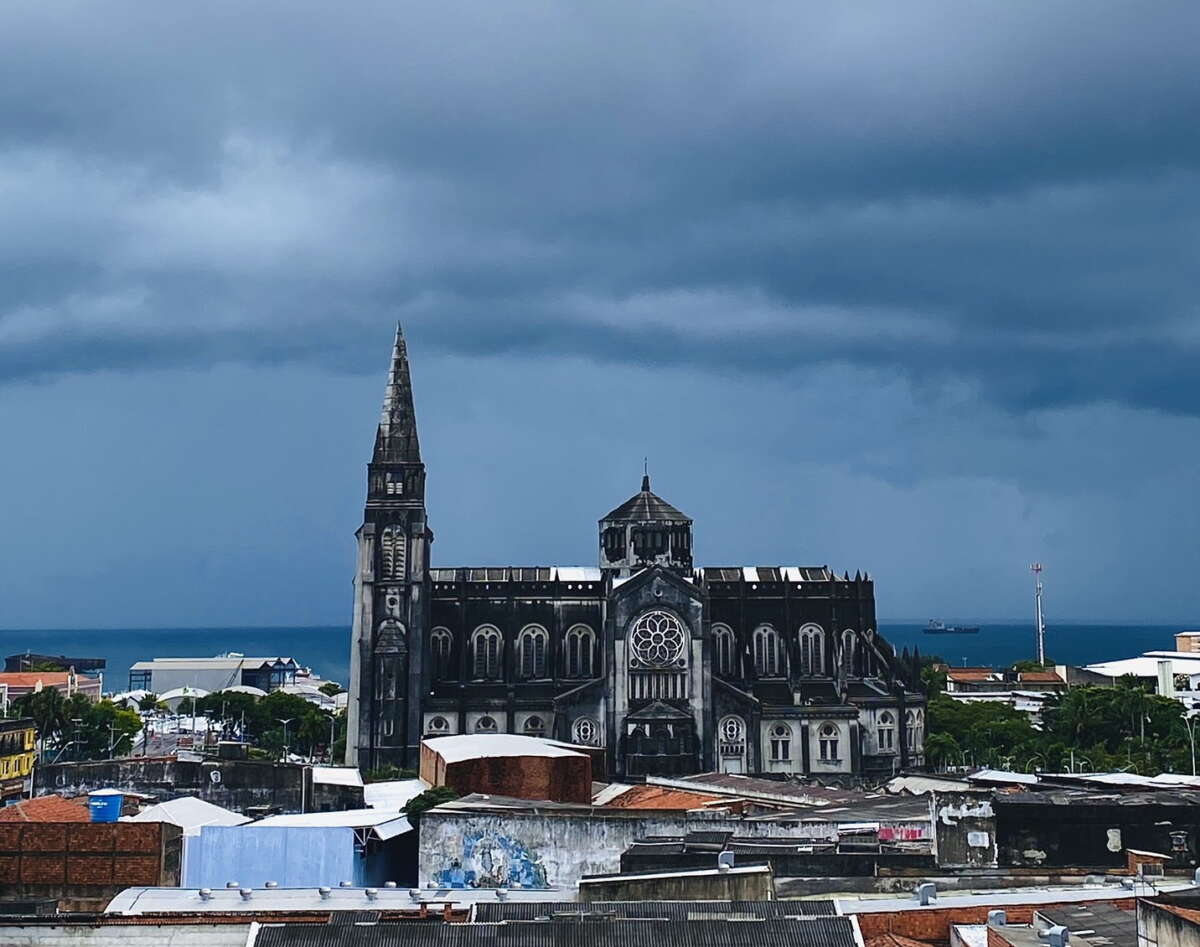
[553,567,602,582]
[1084,651,1200,677]
[311,766,364,788]
[249,806,408,825]
[106,884,568,915]
[127,796,250,835]
[423,734,587,763]
[129,656,296,671]
[364,778,428,811]
[159,686,211,701]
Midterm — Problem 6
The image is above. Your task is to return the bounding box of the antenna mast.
[1031,563,1045,665]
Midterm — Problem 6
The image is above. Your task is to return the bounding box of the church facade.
[347,328,926,778]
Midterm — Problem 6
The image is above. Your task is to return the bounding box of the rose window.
[629,610,687,668]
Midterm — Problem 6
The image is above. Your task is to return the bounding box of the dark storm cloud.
[3,0,1200,414]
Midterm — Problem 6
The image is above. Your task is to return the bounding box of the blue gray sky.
[3,1,1200,627]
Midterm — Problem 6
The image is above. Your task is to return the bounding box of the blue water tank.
[87,789,124,823]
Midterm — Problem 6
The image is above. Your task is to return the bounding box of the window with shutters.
[471,626,502,680]
[565,625,595,678]
[753,625,782,677]
[380,527,406,579]
[713,624,735,676]
[518,625,548,679]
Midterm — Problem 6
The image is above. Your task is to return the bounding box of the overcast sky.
[3,1,1200,628]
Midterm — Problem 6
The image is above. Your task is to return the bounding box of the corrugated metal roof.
[473,901,837,922]
[254,918,858,947]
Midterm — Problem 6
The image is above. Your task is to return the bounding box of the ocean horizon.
[0,622,1189,693]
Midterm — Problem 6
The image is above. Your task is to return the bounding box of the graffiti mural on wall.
[433,831,549,888]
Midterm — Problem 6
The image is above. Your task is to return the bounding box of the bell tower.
[346,325,432,770]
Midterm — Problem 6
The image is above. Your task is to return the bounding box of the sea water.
[0,622,1186,691]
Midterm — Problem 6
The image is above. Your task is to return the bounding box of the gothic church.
[347,328,926,778]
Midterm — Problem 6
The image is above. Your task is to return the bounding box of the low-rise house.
[0,718,36,802]
[0,670,101,704]
[421,734,597,804]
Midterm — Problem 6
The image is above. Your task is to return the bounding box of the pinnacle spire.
[641,458,650,493]
[374,323,421,463]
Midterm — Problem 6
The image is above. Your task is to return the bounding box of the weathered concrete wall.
[932,791,997,869]
[1137,900,1200,947]
[419,809,838,889]
[38,757,312,813]
[996,798,1199,869]
[622,848,935,877]
[579,866,774,901]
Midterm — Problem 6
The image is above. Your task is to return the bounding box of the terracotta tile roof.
[0,672,73,687]
[947,669,996,682]
[0,794,90,822]
[603,785,726,810]
[867,936,936,947]
[1017,671,1063,683]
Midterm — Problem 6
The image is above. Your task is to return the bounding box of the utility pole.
[1031,563,1046,666]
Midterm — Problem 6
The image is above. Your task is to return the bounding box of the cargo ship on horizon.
[925,619,981,635]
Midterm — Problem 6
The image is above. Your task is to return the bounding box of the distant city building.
[0,717,36,802]
[4,652,105,674]
[347,327,925,777]
[0,670,101,706]
[127,655,300,694]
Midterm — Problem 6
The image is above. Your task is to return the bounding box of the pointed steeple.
[374,324,421,464]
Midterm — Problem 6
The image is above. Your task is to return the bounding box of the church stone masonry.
[348,327,926,778]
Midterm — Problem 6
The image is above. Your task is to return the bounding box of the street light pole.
[279,717,294,760]
[1184,713,1198,776]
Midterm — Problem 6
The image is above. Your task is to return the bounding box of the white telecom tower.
[1031,562,1046,665]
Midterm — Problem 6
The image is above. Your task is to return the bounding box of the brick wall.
[0,821,182,911]
[852,897,1136,943]
[423,747,592,804]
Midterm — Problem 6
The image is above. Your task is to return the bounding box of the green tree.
[318,682,344,697]
[12,687,68,747]
[403,786,458,826]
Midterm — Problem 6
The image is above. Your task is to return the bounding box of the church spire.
[374,324,421,464]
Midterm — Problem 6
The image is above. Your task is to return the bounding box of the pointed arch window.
[841,629,856,674]
[518,625,548,680]
[565,625,595,678]
[431,627,453,680]
[379,527,406,579]
[877,710,895,751]
[753,625,782,677]
[713,624,735,676]
[906,709,923,751]
[798,624,824,675]
[471,625,502,680]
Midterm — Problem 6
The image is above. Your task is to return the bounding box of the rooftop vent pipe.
[717,852,735,872]
[385,881,398,889]
[239,888,252,901]
[409,889,422,902]
[226,881,240,889]
[318,887,332,900]
[264,881,278,889]
[365,888,378,901]
[1194,867,1200,885]
[497,888,509,901]
[339,880,353,888]
[1046,926,1069,947]
[987,911,1006,927]
[916,883,937,906]
[198,889,213,901]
